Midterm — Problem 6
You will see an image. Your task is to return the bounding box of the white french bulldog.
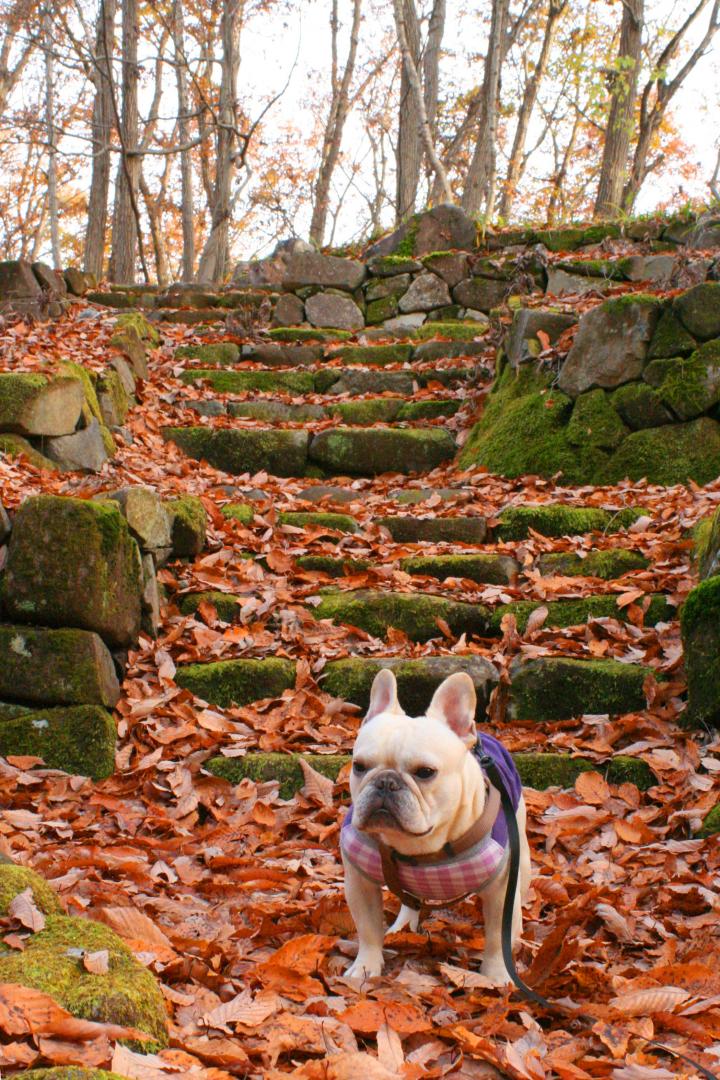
[341,668,531,984]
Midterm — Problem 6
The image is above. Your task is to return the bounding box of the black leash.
[478,751,719,1080]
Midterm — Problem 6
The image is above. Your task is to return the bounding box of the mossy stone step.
[278,511,358,533]
[536,549,649,579]
[221,501,255,524]
[175,657,296,707]
[316,367,477,395]
[178,369,315,394]
[296,555,372,577]
[205,750,656,799]
[311,589,489,641]
[163,428,308,477]
[242,343,325,366]
[393,486,466,504]
[490,593,671,634]
[0,705,116,779]
[325,344,414,365]
[179,590,241,622]
[377,515,487,543]
[0,626,120,708]
[175,342,240,365]
[322,655,498,717]
[227,400,327,422]
[327,398,403,424]
[268,327,353,342]
[400,553,518,585]
[508,657,653,721]
[495,504,643,540]
[309,427,455,476]
[412,320,484,342]
[396,399,460,420]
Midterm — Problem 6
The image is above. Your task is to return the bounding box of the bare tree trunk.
[109,0,140,281]
[172,0,195,279]
[395,0,422,222]
[393,0,452,216]
[546,109,580,224]
[309,0,363,247]
[499,0,564,220]
[43,4,61,268]
[140,172,170,285]
[422,0,446,181]
[594,0,643,218]
[461,0,509,219]
[197,0,244,284]
[84,0,117,278]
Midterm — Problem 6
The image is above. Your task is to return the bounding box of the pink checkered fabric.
[341,813,507,903]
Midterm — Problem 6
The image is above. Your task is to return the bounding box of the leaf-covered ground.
[0,298,719,1080]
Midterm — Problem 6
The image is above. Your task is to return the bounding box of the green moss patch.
[326,344,413,365]
[567,389,629,450]
[114,311,160,346]
[697,804,720,837]
[0,626,119,708]
[178,369,314,394]
[508,657,652,721]
[268,327,352,342]
[0,434,59,470]
[309,427,455,476]
[536,548,648,579]
[367,255,422,276]
[311,589,489,642]
[175,342,240,365]
[0,705,116,779]
[0,863,63,917]
[674,283,720,341]
[412,321,481,342]
[494,504,642,540]
[693,507,720,579]
[163,427,308,477]
[648,308,697,359]
[654,341,720,420]
[165,495,207,557]
[175,658,296,707]
[490,593,671,634]
[609,382,672,429]
[178,591,240,622]
[397,399,460,420]
[681,576,720,728]
[400,553,518,585]
[221,502,255,525]
[295,555,372,577]
[279,511,358,533]
[327,398,403,424]
[19,1070,127,1080]
[604,417,720,486]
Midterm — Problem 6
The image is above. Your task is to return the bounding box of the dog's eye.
[353,761,368,775]
[414,766,437,781]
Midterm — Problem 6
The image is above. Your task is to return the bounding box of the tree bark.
[394,0,422,222]
[422,0,446,146]
[0,1,38,117]
[43,4,61,269]
[197,0,244,284]
[594,0,644,219]
[461,0,509,219]
[85,0,117,278]
[309,0,363,247]
[109,0,140,281]
[172,0,195,279]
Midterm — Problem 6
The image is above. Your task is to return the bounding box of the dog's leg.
[479,796,529,984]
[387,903,420,935]
[343,854,385,979]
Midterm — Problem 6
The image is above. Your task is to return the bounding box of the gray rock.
[305,291,364,330]
[383,313,426,333]
[309,426,455,475]
[365,274,412,301]
[558,297,661,398]
[272,292,305,327]
[228,400,327,421]
[367,204,476,259]
[32,262,67,296]
[283,252,365,291]
[110,356,137,396]
[453,276,508,312]
[0,374,84,437]
[64,267,97,296]
[102,486,172,551]
[623,254,677,283]
[689,211,720,249]
[327,370,415,395]
[0,501,10,543]
[398,272,452,313]
[412,340,486,361]
[377,515,487,543]
[546,268,611,295]
[243,343,324,366]
[233,237,315,287]
[0,624,120,708]
[505,308,577,367]
[45,418,110,472]
[141,553,161,636]
[188,399,226,417]
[421,252,469,287]
[299,484,360,504]
[464,308,490,324]
[0,259,42,299]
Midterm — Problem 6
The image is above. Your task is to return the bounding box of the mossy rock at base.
[603,417,720,486]
[163,427,308,477]
[175,658,296,707]
[278,511,358,533]
[508,657,652,721]
[680,576,720,728]
[489,593,671,634]
[412,320,482,342]
[396,399,460,420]
[673,282,720,341]
[494,503,642,540]
[376,515,487,543]
[268,327,353,342]
[692,506,720,579]
[3,495,142,648]
[0,433,60,470]
[567,389,629,451]
[221,502,255,525]
[165,495,207,557]
[295,555,372,577]
[0,914,167,1048]
[19,1070,127,1080]
[327,398,403,424]
[309,427,455,476]
[0,863,63,916]
[175,342,241,365]
[326,344,413,365]
[178,591,240,622]
[178,368,315,394]
[697,804,720,837]
[647,308,697,359]
[654,340,720,420]
[0,372,84,438]
[609,382,673,429]
[536,548,648,579]
[400,553,518,585]
[0,705,116,779]
[321,655,498,717]
[0,625,120,708]
[311,589,489,642]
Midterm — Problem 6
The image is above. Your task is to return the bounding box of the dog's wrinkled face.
[350,670,480,850]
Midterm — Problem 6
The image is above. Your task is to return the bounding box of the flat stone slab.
[400,553,518,585]
[309,427,455,476]
[489,593,672,634]
[536,549,648,579]
[311,589,489,641]
[176,657,296,707]
[282,251,365,291]
[377,515,487,543]
[320,370,415,395]
[179,369,315,394]
[163,427,309,477]
[242,343,325,366]
[0,626,120,708]
[508,657,652,721]
[494,504,643,540]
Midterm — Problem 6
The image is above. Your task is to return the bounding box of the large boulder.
[282,252,365,291]
[453,276,509,312]
[232,236,314,287]
[0,625,120,707]
[673,282,720,340]
[0,259,42,299]
[558,295,661,397]
[366,205,476,259]
[398,272,451,313]
[305,291,364,330]
[2,495,143,648]
[0,374,84,437]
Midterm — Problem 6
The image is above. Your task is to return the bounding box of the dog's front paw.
[344,950,384,981]
[479,958,513,987]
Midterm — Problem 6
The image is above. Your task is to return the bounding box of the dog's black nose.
[374,771,401,793]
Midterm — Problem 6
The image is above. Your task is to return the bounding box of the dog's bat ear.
[426,672,477,745]
[364,667,401,724]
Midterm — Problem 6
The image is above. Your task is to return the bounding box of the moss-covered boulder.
[673,283,720,340]
[0,863,63,916]
[279,511,358,533]
[566,389,630,451]
[681,576,720,727]
[97,368,131,427]
[609,382,673,429]
[175,658,296,707]
[175,342,240,365]
[163,427,309,477]
[490,593,671,634]
[322,655,498,716]
[558,295,661,398]
[0,626,120,708]
[114,311,160,347]
[59,362,115,457]
[508,657,652,721]
[653,341,720,420]
[400,553,518,585]
[178,369,314,395]
[494,503,641,540]
[0,705,116,778]
[647,309,697,359]
[0,373,84,437]
[3,495,142,648]
[396,399,460,420]
[693,507,720,580]
[309,427,455,476]
[311,589,489,641]
[603,417,720,486]
[327,399,403,424]
[0,433,60,471]
[221,502,255,525]
[165,495,207,557]
[0,914,167,1047]
[326,344,413,365]
[376,515,487,543]
[536,548,648,579]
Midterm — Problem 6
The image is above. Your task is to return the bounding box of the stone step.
[495,504,644,540]
[175,657,296,707]
[205,750,656,798]
[163,427,309,477]
[508,656,654,720]
[377,515,487,543]
[179,365,480,396]
[536,548,649,578]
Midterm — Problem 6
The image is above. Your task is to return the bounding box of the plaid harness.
[341,733,521,907]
